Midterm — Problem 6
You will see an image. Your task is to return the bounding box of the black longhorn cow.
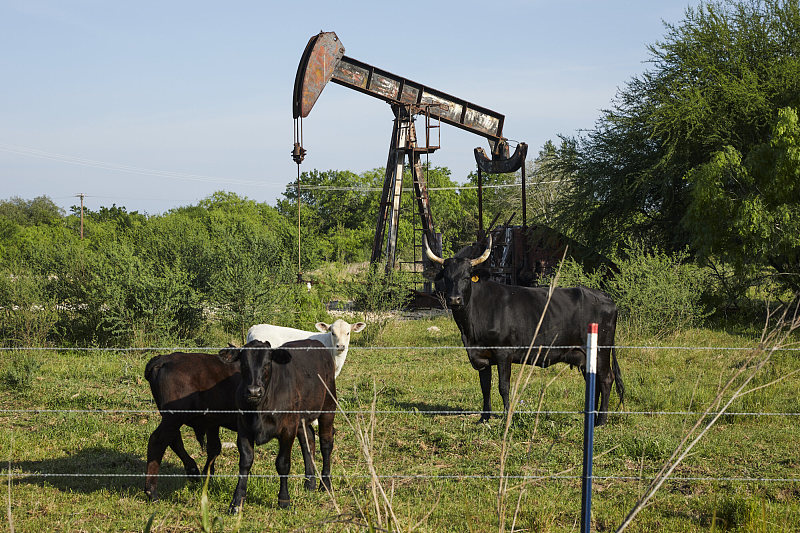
[425,236,624,426]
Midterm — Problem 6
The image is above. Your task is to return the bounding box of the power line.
[1,142,571,194]
[0,143,284,188]
[299,180,569,192]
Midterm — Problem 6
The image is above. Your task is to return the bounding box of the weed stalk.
[6,434,13,533]
[323,378,403,531]
[499,250,565,532]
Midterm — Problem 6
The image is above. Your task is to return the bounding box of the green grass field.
[2,313,799,532]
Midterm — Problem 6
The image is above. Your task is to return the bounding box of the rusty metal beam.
[331,55,506,150]
[292,32,509,154]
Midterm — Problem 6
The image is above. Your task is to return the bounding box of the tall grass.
[328,380,403,531]
[616,299,800,532]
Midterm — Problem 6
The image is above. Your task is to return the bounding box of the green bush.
[0,266,59,347]
[346,265,412,343]
[246,281,331,335]
[547,253,608,290]
[0,192,304,347]
[608,241,712,336]
[551,240,711,337]
[208,251,290,342]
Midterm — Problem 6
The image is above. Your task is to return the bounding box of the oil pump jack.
[291,31,528,279]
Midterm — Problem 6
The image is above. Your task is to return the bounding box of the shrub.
[346,265,412,343]
[271,282,329,331]
[0,266,59,347]
[608,241,712,336]
[551,240,711,337]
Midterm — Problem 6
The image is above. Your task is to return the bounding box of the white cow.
[246,319,366,378]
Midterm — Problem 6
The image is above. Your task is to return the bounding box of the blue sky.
[1,1,693,215]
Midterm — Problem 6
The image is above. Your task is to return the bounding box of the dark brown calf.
[143,350,240,501]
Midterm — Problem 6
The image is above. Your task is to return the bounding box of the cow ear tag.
[471,275,479,283]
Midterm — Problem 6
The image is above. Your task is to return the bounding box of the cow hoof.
[278,499,291,509]
[304,480,316,491]
[145,489,159,502]
[228,503,241,515]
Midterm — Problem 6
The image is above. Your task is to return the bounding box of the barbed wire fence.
[1,343,798,488]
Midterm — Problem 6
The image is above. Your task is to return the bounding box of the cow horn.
[470,235,493,267]
[424,235,444,265]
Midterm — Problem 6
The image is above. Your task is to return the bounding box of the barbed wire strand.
[1,344,793,352]
[1,408,797,417]
[298,180,567,192]
[2,471,797,483]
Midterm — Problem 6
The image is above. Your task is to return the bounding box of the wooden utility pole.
[77,193,85,239]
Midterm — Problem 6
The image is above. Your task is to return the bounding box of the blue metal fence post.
[581,322,598,533]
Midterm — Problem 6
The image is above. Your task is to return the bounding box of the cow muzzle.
[448,296,463,307]
[245,385,264,403]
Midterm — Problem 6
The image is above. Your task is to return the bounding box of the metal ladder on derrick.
[375,103,442,272]
[397,104,441,294]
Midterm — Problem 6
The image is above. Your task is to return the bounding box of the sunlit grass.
[1,315,799,531]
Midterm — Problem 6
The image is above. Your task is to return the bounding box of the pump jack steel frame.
[292,31,526,272]
[371,104,438,269]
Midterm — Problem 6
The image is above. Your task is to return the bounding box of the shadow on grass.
[393,400,469,416]
[9,446,193,498]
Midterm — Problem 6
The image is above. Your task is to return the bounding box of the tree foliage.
[0,196,63,226]
[552,0,800,274]
[277,165,485,262]
[277,169,378,264]
[684,106,800,289]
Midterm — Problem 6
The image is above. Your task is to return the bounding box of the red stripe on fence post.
[581,322,598,533]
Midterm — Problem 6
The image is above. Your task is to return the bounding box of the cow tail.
[612,347,625,406]
[143,355,161,383]
[144,354,167,409]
